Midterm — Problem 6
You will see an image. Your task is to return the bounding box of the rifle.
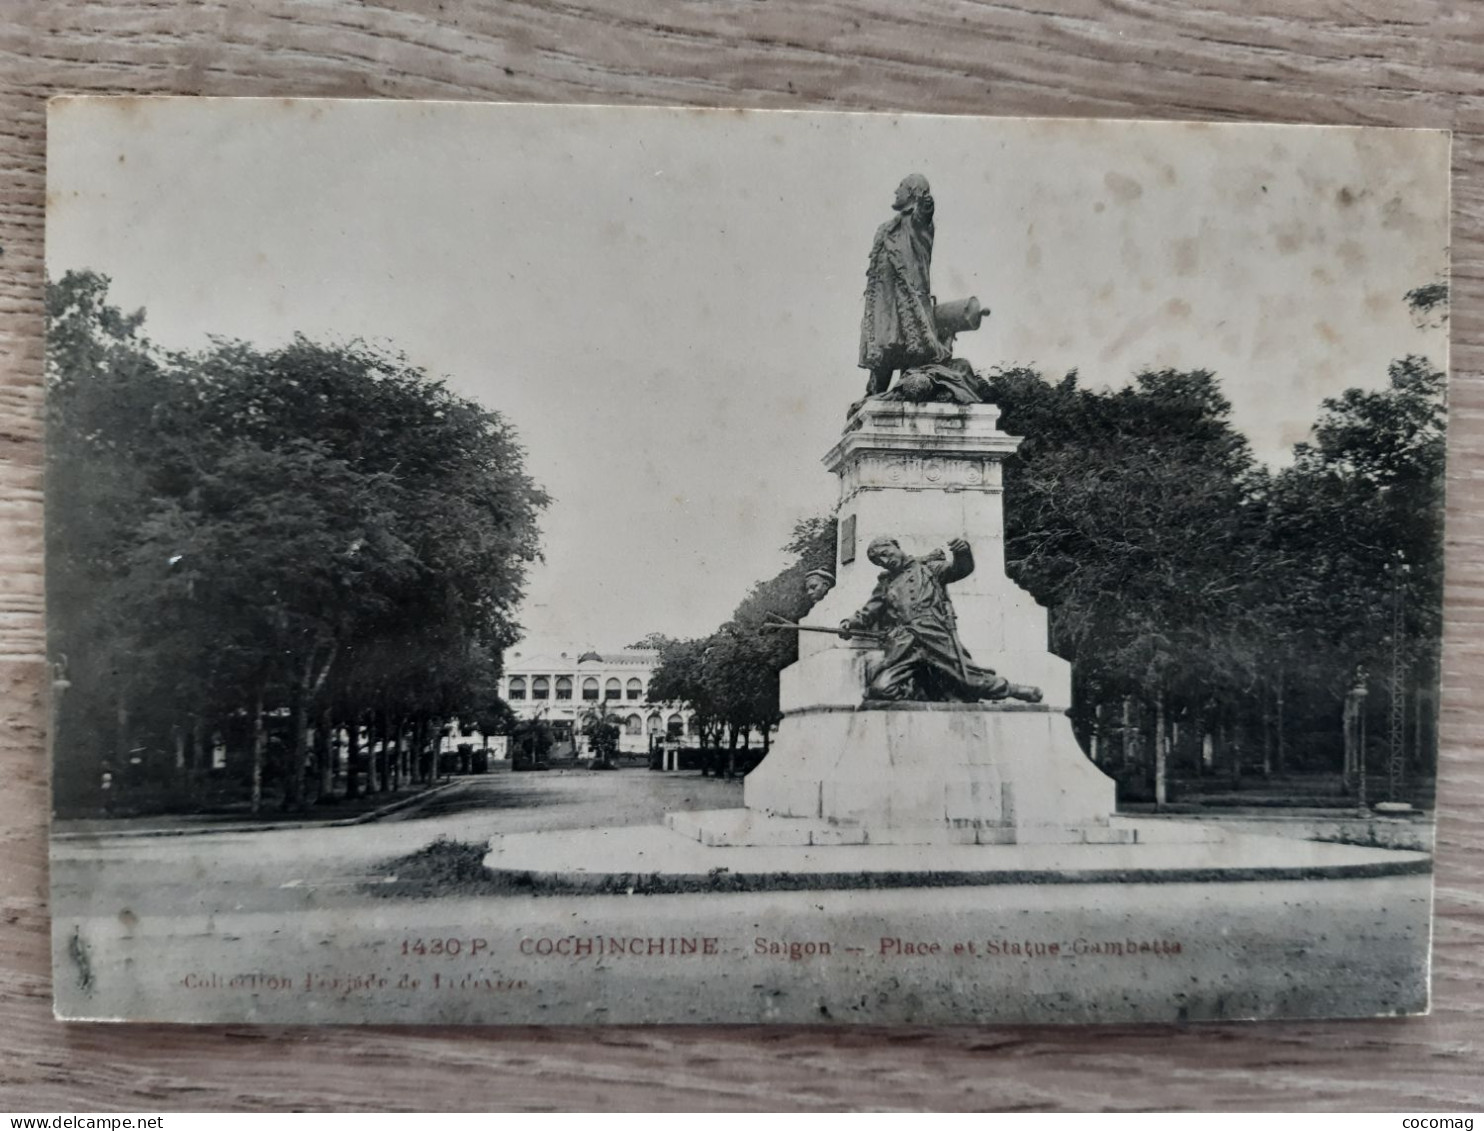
[760,614,884,644]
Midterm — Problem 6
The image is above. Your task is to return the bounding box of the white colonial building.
[501,647,696,756]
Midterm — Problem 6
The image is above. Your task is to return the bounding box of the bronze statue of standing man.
[859,174,950,397]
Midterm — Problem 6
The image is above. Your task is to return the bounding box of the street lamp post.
[50,655,74,803]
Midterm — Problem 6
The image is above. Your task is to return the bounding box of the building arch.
[555,676,573,701]
[508,676,526,701]
[531,676,550,701]
[604,678,621,701]
[626,677,643,701]
[582,678,599,701]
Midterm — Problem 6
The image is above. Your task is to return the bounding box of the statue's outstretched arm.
[940,538,975,584]
[843,589,887,634]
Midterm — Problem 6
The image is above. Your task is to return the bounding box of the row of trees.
[645,519,836,776]
[49,271,547,816]
[646,292,1445,804]
[993,348,1442,804]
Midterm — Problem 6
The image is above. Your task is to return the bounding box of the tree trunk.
[367,714,381,793]
[1342,690,1356,791]
[114,696,130,776]
[286,682,310,812]
[401,722,412,788]
[189,716,204,781]
[363,716,376,794]
[250,689,266,816]
[1121,696,1135,769]
[344,718,362,795]
[317,708,334,801]
[1261,689,1274,778]
[1226,711,1241,789]
[1154,690,1168,811]
[392,713,404,784]
[382,715,396,792]
[1275,672,1287,774]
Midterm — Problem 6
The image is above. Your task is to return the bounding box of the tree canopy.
[48,270,548,815]
[987,347,1444,803]
[646,515,836,771]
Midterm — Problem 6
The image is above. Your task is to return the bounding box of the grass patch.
[366,836,535,900]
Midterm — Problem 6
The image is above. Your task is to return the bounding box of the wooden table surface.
[3,1,1483,1112]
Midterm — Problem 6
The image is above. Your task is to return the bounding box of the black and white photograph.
[45,99,1449,1025]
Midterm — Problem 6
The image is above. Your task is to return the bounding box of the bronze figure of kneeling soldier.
[840,535,1042,704]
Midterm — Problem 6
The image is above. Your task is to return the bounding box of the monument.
[483,171,1421,873]
[668,173,1128,848]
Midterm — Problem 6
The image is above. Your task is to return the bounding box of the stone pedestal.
[671,398,1123,848]
[730,702,1117,842]
[672,699,1123,845]
[801,400,1070,708]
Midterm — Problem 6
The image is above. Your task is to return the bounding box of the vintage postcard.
[46,99,1449,1024]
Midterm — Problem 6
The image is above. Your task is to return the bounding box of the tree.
[579,705,623,768]
[989,366,1265,803]
[629,632,678,651]
[46,271,177,812]
[645,515,837,774]
[46,271,549,816]
[1258,353,1446,794]
[1405,281,1449,327]
[648,637,718,744]
[510,717,553,769]
[984,340,1446,806]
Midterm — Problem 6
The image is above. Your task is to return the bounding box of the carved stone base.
[715,702,1120,846]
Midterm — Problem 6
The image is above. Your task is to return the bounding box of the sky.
[47,100,1451,652]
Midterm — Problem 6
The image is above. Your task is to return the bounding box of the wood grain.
[4,0,1484,1112]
